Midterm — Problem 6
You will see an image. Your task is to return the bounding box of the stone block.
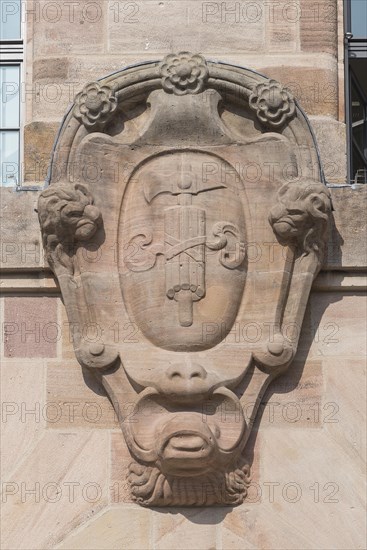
[152,507,220,550]
[3,297,58,358]
[325,186,367,269]
[300,0,337,56]
[266,0,299,53]
[0,272,58,293]
[0,188,44,270]
[33,57,70,81]
[24,122,59,184]
[46,361,118,429]
[306,292,367,359]
[255,429,366,549]
[258,360,323,429]
[1,431,109,549]
[0,359,46,479]
[57,506,153,549]
[108,1,265,55]
[323,358,366,464]
[222,506,259,549]
[28,0,106,57]
[259,66,338,118]
[310,117,347,184]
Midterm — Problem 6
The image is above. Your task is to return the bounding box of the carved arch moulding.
[38,53,332,507]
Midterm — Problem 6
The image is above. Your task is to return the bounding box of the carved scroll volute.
[253,179,332,373]
[38,52,332,507]
[37,183,120,370]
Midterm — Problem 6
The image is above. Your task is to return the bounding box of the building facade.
[1,1,366,548]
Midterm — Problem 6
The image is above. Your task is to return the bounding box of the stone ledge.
[312,272,367,292]
[1,270,365,294]
[1,185,366,271]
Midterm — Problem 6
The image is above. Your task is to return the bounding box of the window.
[0,0,23,187]
[345,0,367,184]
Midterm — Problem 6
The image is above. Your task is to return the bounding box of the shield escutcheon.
[37,55,333,507]
[119,151,247,351]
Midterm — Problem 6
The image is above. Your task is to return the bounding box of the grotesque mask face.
[38,53,331,507]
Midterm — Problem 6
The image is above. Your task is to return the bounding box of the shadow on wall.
[150,505,232,523]
[326,211,344,268]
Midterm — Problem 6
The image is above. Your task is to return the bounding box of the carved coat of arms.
[38,53,332,506]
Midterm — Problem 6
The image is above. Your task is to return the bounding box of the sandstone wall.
[23,0,346,186]
[1,286,366,549]
[1,1,366,549]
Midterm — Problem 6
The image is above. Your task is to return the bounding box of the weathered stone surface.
[2,185,366,271]
[300,0,338,56]
[0,0,364,540]
[259,360,323,429]
[24,122,59,184]
[33,57,70,81]
[152,508,220,549]
[0,359,46,479]
[1,431,109,550]
[46,361,118,429]
[29,0,106,57]
[306,292,367,359]
[35,54,336,507]
[108,1,265,54]
[258,429,365,549]
[4,296,58,358]
[310,117,347,184]
[222,428,365,549]
[325,186,367,269]
[266,0,299,53]
[259,66,338,117]
[324,358,366,465]
[0,188,43,270]
[57,506,152,549]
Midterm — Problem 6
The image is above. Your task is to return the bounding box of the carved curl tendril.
[269,181,332,269]
[38,183,102,274]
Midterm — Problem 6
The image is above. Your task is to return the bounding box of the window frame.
[344,0,367,184]
[0,0,25,188]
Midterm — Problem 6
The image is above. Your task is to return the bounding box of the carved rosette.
[73,81,117,130]
[159,51,209,95]
[249,79,296,127]
[38,183,101,274]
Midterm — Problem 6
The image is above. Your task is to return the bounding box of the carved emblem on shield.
[38,53,332,506]
[123,152,246,329]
